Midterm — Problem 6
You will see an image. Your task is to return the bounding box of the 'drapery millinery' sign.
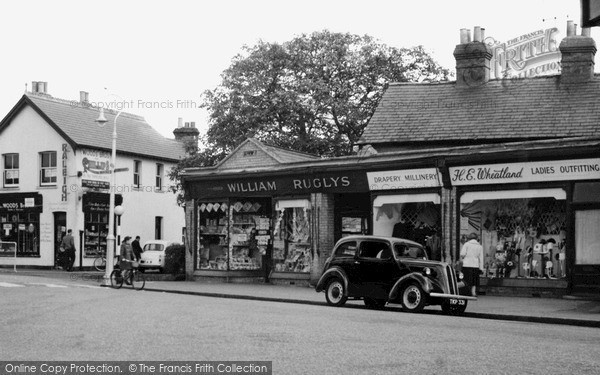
[367,168,441,190]
[450,158,600,185]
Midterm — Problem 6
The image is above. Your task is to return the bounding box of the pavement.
[3,267,600,328]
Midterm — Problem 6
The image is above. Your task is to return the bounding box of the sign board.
[187,171,369,199]
[81,148,111,189]
[486,27,561,80]
[367,168,441,190]
[0,241,17,272]
[449,158,600,185]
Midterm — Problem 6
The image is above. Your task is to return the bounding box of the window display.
[0,213,39,257]
[198,202,229,270]
[84,212,108,257]
[272,204,312,273]
[197,199,271,271]
[460,197,566,279]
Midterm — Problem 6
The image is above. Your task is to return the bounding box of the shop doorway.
[53,212,66,267]
[573,209,600,292]
[335,193,371,242]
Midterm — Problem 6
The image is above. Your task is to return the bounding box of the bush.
[164,243,186,276]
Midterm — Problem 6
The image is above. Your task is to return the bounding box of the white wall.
[0,105,185,268]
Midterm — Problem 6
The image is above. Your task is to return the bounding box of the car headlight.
[423,267,437,277]
[458,271,464,280]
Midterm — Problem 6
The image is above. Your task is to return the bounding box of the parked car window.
[394,243,427,259]
[334,241,357,257]
[144,243,165,251]
[359,241,390,259]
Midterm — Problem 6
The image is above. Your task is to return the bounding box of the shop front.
[0,193,43,257]
[450,157,600,295]
[82,192,123,260]
[368,168,444,260]
[185,170,371,284]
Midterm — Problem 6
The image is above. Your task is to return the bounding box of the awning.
[373,193,441,207]
[276,199,311,210]
[460,188,566,204]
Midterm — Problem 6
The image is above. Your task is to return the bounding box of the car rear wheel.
[401,282,426,313]
[364,297,386,309]
[325,278,347,307]
[441,300,468,316]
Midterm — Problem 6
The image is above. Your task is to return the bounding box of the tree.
[201,30,451,158]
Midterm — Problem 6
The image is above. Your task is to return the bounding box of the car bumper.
[429,292,477,301]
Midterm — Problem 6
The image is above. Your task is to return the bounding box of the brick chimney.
[559,21,596,84]
[31,81,48,94]
[173,117,199,143]
[453,26,492,87]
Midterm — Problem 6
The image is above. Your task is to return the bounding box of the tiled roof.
[1,93,185,162]
[359,75,600,145]
[253,139,320,163]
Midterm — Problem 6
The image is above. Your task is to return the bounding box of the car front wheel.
[325,278,347,307]
[401,282,426,313]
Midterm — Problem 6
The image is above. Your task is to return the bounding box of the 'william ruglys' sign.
[450,158,600,185]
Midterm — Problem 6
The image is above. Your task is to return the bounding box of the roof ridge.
[25,92,146,121]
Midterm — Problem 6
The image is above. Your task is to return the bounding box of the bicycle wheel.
[131,270,145,290]
[94,256,106,272]
[110,270,123,289]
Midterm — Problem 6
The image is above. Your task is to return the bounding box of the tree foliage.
[169,30,450,202]
[202,30,450,158]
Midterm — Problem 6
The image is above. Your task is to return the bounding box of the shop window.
[459,197,566,279]
[133,160,141,188]
[197,200,271,271]
[575,210,600,265]
[373,201,441,259]
[0,213,39,257]
[155,163,163,190]
[198,202,229,270]
[39,151,57,186]
[3,153,19,187]
[272,202,312,273]
[84,212,108,257]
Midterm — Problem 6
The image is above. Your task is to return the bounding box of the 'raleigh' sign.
[450,158,600,185]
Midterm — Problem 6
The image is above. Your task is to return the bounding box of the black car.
[315,235,476,315]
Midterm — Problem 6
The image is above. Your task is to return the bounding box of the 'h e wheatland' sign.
[449,158,600,185]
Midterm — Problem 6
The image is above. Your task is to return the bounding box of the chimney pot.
[467,29,472,42]
[474,26,482,42]
[190,122,195,128]
[460,29,469,44]
[80,91,89,103]
[567,20,575,37]
[178,117,183,128]
[582,27,592,37]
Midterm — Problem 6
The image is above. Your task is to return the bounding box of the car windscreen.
[144,244,165,251]
[393,243,427,259]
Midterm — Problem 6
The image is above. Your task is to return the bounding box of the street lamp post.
[95,106,122,286]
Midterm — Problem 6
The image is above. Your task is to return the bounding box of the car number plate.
[449,298,465,306]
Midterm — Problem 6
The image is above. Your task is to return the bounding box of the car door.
[355,239,397,298]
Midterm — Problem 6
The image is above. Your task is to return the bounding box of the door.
[356,240,397,298]
[53,212,66,267]
[573,209,600,291]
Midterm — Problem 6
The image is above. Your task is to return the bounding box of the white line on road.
[28,283,68,288]
[0,282,25,287]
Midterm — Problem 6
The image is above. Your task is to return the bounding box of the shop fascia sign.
[81,148,111,189]
[367,168,441,190]
[450,158,600,185]
[195,170,369,198]
[486,27,561,79]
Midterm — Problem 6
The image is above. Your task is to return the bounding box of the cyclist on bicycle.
[119,236,135,284]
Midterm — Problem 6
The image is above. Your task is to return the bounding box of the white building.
[0,82,193,269]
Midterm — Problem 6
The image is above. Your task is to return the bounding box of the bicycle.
[109,260,145,290]
[93,253,119,272]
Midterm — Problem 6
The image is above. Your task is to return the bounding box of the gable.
[217,140,281,170]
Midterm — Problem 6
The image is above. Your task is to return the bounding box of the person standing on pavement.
[460,232,484,297]
[60,229,76,272]
[131,236,143,261]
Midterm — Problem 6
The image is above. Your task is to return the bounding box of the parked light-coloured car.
[139,240,180,273]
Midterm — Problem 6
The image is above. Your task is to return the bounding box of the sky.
[0,0,585,140]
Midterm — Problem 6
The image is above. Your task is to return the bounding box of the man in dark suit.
[131,236,143,261]
[60,229,76,271]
